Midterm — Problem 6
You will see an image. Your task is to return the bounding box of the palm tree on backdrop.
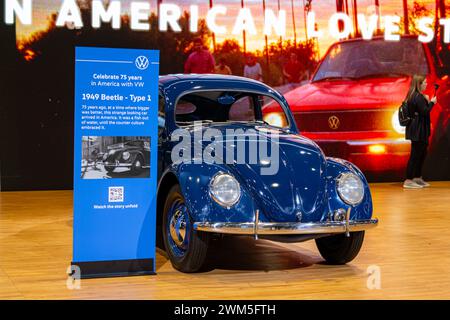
[157,0,162,17]
[436,0,448,56]
[352,0,359,36]
[335,0,345,33]
[209,0,216,52]
[241,0,246,54]
[278,0,283,49]
[435,0,438,34]
[291,0,297,47]
[374,0,381,32]
[403,0,410,34]
[303,0,312,40]
[262,0,269,65]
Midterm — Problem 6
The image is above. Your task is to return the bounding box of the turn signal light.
[368,144,386,154]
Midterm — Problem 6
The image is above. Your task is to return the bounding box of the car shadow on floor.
[204,235,321,272]
[107,168,150,179]
[155,231,322,272]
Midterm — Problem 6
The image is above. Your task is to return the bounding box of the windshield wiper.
[312,76,356,82]
[252,120,271,126]
[177,120,214,126]
[356,72,410,79]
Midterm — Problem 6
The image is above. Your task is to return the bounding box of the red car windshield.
[313,38,429,82]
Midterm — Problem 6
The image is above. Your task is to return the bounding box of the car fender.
[325,157,373,221]
[157,162,259,224]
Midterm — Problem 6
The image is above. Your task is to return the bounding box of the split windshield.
[313,38,429,82]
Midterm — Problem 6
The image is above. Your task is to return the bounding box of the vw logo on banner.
[135,56,149,70]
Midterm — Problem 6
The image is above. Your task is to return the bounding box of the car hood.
[285,76,411,111]
[185,123,328,222]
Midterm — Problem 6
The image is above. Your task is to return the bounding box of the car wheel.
[105,166,115,173]
[315,231,365,264]
[162,184,209,272]
[131,155,144,174]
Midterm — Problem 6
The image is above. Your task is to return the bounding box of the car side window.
[261,96,289,128]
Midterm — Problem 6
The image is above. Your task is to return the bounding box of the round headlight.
[209,173,241,208]
[336,172,364,205]
[122,151,130,160]
[392,110,405,134]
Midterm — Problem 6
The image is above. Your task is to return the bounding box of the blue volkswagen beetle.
[157,74,378,272]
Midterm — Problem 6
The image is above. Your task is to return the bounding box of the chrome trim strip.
[193,218,378,235]
[104,163,133,167]
[254,210,260,240]
[345,207,351,237]
[346,139,410,146]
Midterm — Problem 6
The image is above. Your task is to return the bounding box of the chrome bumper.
[193,219,378,236]
[104,162,132,167]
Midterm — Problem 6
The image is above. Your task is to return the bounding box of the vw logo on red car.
[328,115,340,130]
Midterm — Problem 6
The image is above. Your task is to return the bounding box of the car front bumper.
[316,138,410,173]
[104,161,133,168]
[194,218,378,236]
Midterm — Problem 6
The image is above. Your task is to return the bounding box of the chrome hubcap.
[169,208,187,247]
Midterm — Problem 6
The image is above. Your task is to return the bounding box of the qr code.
[108,186,124,202]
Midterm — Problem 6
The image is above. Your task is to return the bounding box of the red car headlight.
[263,112,287,128]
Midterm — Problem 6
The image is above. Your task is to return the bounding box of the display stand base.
[71,258,155,279]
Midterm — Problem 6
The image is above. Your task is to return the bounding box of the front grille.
[294,109,395,133]
[318,141,349,158]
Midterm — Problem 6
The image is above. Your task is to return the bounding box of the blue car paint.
[157,74,373,226]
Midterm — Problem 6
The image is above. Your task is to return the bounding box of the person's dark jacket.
[405,92,435,142]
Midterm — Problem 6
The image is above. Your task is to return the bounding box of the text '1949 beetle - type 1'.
[157,74,378,273]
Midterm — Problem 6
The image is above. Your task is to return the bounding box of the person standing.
[403,75,437,189]
[243,55,263,82]
[215,58,232,75]
[184,38,215,74]
[283,52,304,85]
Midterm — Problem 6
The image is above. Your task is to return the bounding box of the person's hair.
[406,74,426,102]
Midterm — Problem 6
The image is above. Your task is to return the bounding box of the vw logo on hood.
[135,56,149,70]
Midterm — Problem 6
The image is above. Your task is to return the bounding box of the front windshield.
[313,38,429,81]
[124,141,143,147]
[175,90,290,129]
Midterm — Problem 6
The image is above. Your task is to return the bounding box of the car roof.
[332,34,419,45]
[158,74,274,93]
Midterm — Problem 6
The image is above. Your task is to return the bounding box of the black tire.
[104,166,115,173]
[315,231,365,265]
[162,184,210,272]
[131,155,144,175]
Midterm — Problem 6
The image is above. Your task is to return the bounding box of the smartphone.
[434,83,440,96]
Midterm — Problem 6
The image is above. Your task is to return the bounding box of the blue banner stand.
[72,47,159,278]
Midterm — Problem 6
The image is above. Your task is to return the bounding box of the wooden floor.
[0,182,449,299]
